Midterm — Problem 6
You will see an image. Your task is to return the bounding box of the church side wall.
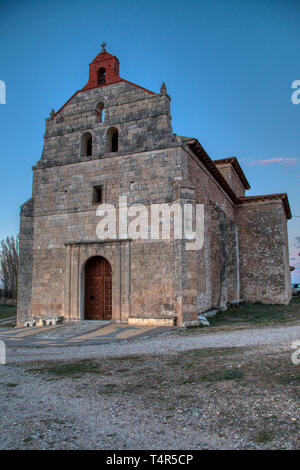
[181,147,239,319]
[237,201,291,304]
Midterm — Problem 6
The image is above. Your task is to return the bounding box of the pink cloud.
[248,157,298,166]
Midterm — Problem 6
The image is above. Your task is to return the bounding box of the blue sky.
[0,0,299,280]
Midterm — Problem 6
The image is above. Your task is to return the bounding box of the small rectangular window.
[93,185,103,204]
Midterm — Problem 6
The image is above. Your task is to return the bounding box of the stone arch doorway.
[84,256,112,320]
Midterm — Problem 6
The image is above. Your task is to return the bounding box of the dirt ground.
[0,329,299,450]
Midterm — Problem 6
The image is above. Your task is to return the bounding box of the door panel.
[85,257,112,320]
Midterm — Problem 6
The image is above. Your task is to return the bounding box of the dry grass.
[26,345,300,448]
[183,297,300,334]
[29,359,107,378]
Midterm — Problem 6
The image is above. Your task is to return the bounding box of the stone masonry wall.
[237,201,291,304]
[17,198,34,324]
[178,145,240,319]
[27,146,185,322]
[18,76,183,324]
[214,164,246,197]
[40,82,173,167]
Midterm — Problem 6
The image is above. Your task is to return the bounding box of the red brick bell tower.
[83,42,122,90]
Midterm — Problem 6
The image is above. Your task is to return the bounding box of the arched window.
[111,130,118,152]
[87,137,92,156]
[96,102,105,122]
[107,127,118,153]
[97,67,106,85]
[82,132,92,157]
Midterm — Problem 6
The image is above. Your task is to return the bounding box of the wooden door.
[85,257,112,320]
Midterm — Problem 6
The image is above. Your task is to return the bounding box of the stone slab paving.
[0,322,176,347]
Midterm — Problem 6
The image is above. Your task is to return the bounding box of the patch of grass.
[30,360,107,378]
[0,304,17,320]
[253,430,275,444]
[166,347,242,368]
[198,368,244,383]
[208,297,300,329]
[181,347,242,360]
[5,383,18,388]
[109,355,143,362]
[276,373,300,386]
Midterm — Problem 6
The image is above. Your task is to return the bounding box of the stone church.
[17,45,292,327]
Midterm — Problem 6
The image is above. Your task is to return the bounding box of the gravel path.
[1,323,299,450]
[6,323,300,364]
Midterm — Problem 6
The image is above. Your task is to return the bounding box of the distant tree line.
[0,235,19,299]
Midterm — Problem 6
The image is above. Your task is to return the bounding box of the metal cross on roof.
[101,42,107,52]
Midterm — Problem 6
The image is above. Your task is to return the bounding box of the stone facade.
[17,47,292,327]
